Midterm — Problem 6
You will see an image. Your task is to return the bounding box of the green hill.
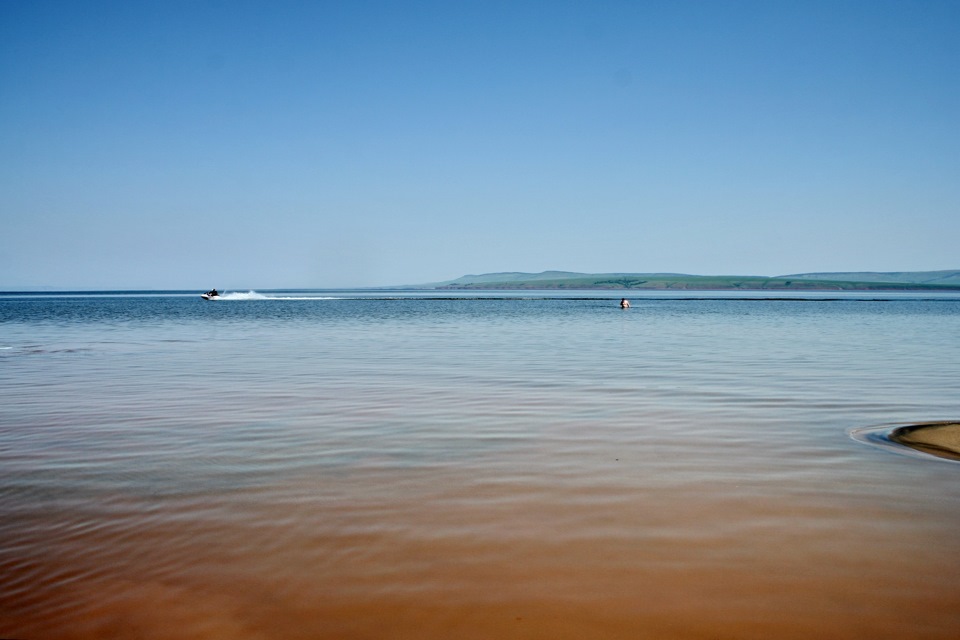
[778,270,960,286]
[430,271,960,291]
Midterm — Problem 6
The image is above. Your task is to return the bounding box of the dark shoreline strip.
[344,297,957,302]
[3,292,959,303]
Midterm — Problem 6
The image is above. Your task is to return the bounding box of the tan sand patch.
[889,422,960,462]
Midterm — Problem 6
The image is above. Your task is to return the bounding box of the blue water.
[2,291,959,639]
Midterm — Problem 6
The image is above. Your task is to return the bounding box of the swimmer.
[620,298,630,309]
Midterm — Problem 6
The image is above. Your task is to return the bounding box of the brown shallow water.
[2,294,960,638]
[5,457,959,640]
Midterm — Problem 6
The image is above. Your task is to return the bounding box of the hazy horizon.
[3,267,960,292]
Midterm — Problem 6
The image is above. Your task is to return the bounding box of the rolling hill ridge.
[428,270,960,291]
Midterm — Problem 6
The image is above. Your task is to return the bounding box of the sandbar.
[889,422,960,462]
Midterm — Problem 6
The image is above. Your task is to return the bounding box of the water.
[2,291,959,639]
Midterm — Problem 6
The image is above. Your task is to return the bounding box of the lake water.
[2,291,959,639]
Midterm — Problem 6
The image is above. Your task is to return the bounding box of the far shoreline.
[436,284,960,292]
[430,270,960,292]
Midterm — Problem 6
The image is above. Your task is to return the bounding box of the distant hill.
[429,271,960,291]
[778,270,960,286]
[437,271,591,286]
[435,271,690,287]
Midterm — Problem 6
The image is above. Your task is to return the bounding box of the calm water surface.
[2,292,959,639]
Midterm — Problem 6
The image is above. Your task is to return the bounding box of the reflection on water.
[2,295,960,639]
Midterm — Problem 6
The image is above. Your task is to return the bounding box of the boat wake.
[216,291,340,301]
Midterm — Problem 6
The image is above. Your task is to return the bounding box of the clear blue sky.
[2,0,958,289]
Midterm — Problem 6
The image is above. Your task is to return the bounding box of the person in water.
[620,298,630,308]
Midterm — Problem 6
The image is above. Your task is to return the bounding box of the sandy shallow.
[5,296,960,639]
[890,423,960,461]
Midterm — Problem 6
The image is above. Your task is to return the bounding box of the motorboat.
[201,289,221,300]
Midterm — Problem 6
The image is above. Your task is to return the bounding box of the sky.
[1,0,958,289]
